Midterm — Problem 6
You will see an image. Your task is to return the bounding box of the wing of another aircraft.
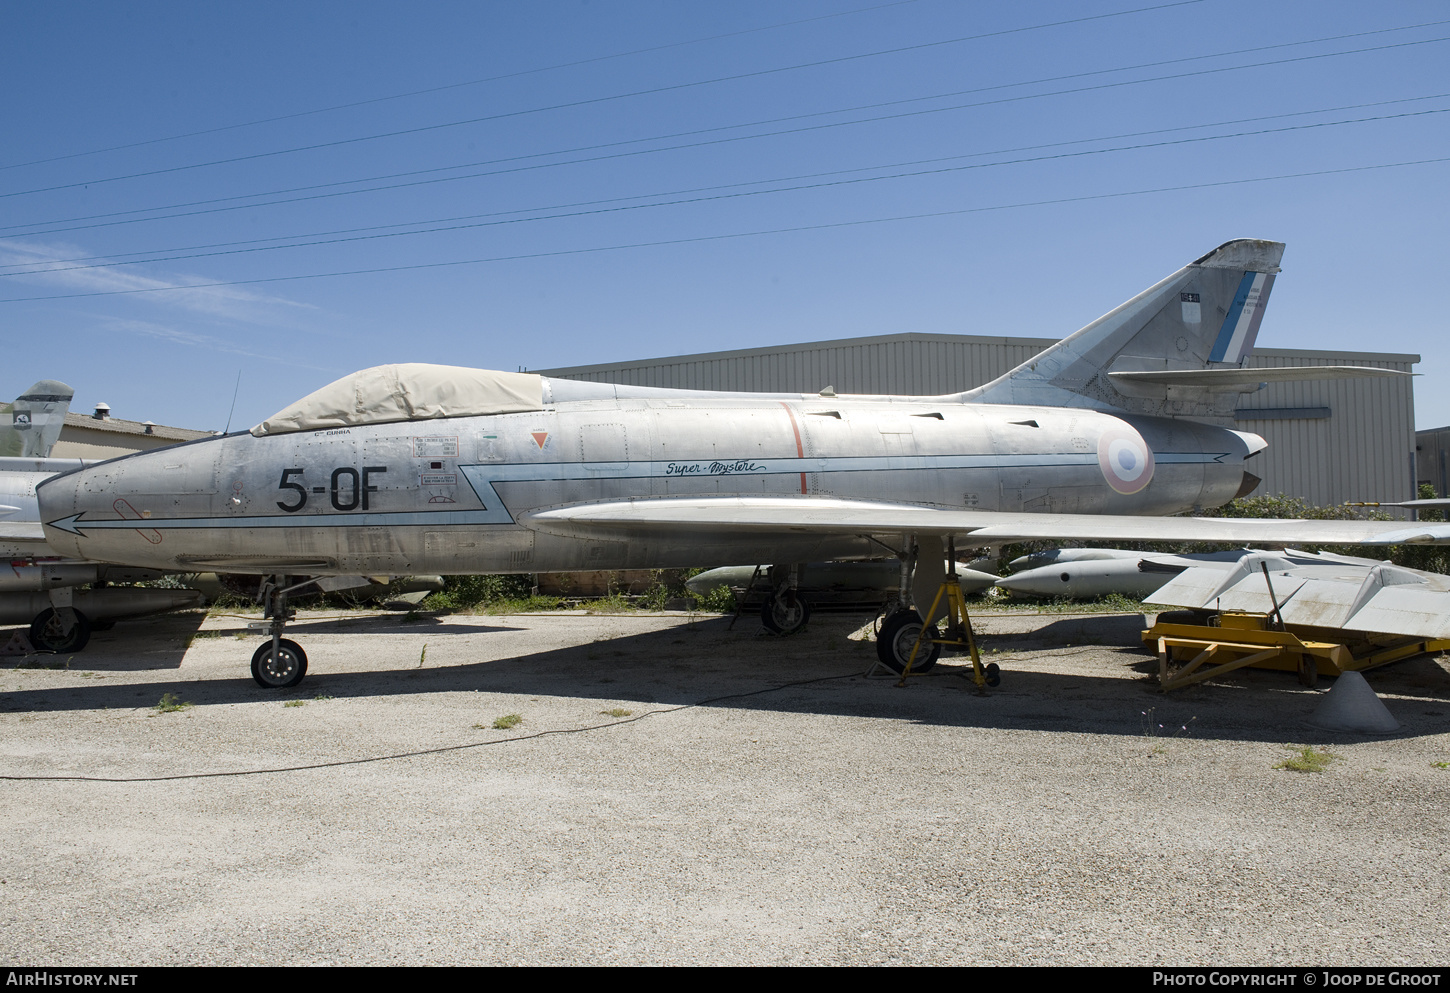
[521,496,1450,547]
[0,521,51,557]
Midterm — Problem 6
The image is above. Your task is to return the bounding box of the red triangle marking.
[531,431,548,449]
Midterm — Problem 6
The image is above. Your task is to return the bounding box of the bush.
[422,574,537,611]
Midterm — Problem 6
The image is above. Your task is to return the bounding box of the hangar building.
[51,402,214,461]
[538,333,1419,511]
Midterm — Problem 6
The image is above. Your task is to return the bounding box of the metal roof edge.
[536,333,1420,376]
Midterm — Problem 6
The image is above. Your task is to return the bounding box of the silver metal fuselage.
[37,392,1257,575]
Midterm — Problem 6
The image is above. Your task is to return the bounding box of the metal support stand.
[726,565,765,631]
[899,538,992,692]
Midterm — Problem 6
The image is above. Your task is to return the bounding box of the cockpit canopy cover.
[251,363,545,436]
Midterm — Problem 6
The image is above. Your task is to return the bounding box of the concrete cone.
[1308,670,1399,734]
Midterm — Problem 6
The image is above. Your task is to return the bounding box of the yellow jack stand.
[900,570,998,693]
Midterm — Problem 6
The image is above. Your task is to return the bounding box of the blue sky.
[3,0,1447,432]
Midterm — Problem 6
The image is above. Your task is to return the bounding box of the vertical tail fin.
[0,380,74,457]
[963,239,1283,417]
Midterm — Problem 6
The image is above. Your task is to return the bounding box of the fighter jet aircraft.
[35,239,1450,687]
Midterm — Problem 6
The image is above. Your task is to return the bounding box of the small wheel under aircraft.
[983,662,1001,687]
[876,609,940,674]
[761,593,811,635]
[251,639,308,689]
[29,607,92,653]
[1298,655,1318,689]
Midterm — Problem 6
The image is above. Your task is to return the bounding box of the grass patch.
[155,692,192,713]
[11,658,70,670]
[1433,762,1449,771]
[478,595,563,613]
[1277,745,1339,773]
[492,713,523,730]
[284,700,306,708]
[600,708,633,718]
[585,592,635,614]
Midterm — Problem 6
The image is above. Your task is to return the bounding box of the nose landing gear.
[248,576,309,688]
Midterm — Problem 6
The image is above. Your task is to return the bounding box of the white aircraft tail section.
[964,239,1292,418]
[0,380,74,458]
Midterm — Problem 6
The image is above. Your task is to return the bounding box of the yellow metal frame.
[1143,614,1450,692]
[902,576,989,688]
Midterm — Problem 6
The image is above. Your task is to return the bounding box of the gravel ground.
[2,606,1448,966]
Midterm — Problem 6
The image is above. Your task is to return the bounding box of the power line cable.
[6,106,1444,278]
[3,156,1444,305]
[0,3,1270,201]
[0,0,925,173]
[9,92,1439,271]
[6,27,1447,238]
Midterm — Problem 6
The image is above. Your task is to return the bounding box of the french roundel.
[1097,421,1155,495]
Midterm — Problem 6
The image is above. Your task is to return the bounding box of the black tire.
[251,639,308,688]
[760,593,810,635]
[30,608,92,653]
[1298,655,1318,689]
[983,661,1001,687]
[876,609,940,673]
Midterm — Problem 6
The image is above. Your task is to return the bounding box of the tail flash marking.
[1210,272,1275,363]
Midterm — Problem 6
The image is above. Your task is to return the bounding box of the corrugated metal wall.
[1415,426,1450,497]
[538,334,1417,509]
[536,332,1049,396]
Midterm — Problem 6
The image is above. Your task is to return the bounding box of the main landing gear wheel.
[876,609,940,674]
[251,639,308,689]
[761,593,811,635]
[30,608,92,653]
[983,662,1001,687]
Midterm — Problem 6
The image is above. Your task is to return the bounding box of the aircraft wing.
[0,521,53,557]
[1147,555,1450,640]
[521,496,1450,546]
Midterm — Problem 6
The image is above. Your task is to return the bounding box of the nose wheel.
[248,575,313,688]
[251,639,308,688]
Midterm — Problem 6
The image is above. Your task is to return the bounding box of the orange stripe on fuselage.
[778,402,808,494]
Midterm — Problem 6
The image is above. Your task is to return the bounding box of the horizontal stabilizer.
[1107,365,1409,387]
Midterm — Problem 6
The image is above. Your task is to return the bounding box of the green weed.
[284,700,306,708]
[1277,745,1339,773]
[155,693,192,713]
[492,713,523,730]
[600,708,633,718]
